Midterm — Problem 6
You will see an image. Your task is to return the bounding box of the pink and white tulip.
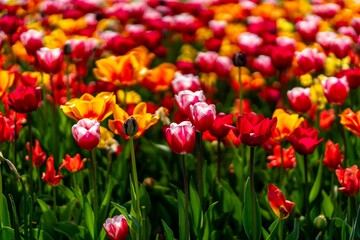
[72,119,100,151]
[103,215,129,240]
[189,102,216,132]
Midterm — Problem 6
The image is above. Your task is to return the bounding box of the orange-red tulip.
[339,108,360,137]
[60,154,86,173]
[42,156,64,187]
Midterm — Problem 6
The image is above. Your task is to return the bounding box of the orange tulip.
[108,102,159,140]
[60,92,115,122]
[60,154,86,173]
[271,109,304,141]
[268,184,295,219]
[339,108,360,137]
[0,70,15,98]
[141,63,176,92]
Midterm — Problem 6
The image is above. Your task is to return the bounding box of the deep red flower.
[336,165,360,196]
[271,46,294,70]
[0,15,23,34]
[267,145,297,170]
[343,68,360,89]
[42,156,64,187]
[234,113,277,146]
[166,121,195,155]
[60,154,86,173]
[0,113,10,143]
[268,184,295,219]
[323,140,343,171]
[25,139,46,168]
[8,85,42,113]
[286,126,323,155]
[209,113,233,138]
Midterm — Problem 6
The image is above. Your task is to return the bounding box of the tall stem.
[279,141,284,187]
[337,105,347,166]
[217,138,221,181]
[197,132,203,206]
[250,146,256,240]
[330,171,335,199]
[14,112,17,166]
[89,149,98,238]
[0,161,2,227]
[129,137,141,227]
[279,208,284,240]
[66,58,70,100]
[238,66,243,115]
[27,113,34,196]
[53,187,57,214]
[50,74,59,164]
[348,197,352,225]
[304,154,309,219]
[182,155,189,240]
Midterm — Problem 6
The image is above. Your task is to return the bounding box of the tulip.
[166,121,195,155]
[271,46,294,70]
[195,51,218,73]
[320,109,335,130]
[103,215,129,240]
[36,48,64,74]
[25,139,46,168]
[287,87,312,114]
[209,113,233,138]
[0,113,10,143]
[296,20,319,42]
[189,102,216,133]
[65,38,98,62]
[286,126,323,155]
[336,166,360,196]
[8,85,42,113]
[271,109,304,141]
[214,56,233,78]
[20,29,43,56]
[0,70,15,98]
[252,55,276,77]
[233,51,247,67]
[209,20,227,38]
[141,63,176,92]
[295,48,315,73]
[268,184,295,219]
[330,36,352,59]
[72,119,100,151]
[234,113,277,147]
[343,68,360,89]
[171,73,201,94]
[323,140,343,171]
[267,145,297,170]
[175,90,206,116]
[316,31,337,51]
[42,156,64,187]
[0,15,22,35]
[237,32,263,55]
[339,108,360,137]
[322,77,349,105]
[60,154,86,173]
[275,36,296,51]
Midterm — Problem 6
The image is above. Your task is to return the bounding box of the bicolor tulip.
[339,108,360,137]
[268,184,295,219]
[336,166,360,196]
[72,119,100,151]
[36,48,64,74]
[323,140,343,171]
[295,48,315,73]
[195,51,218,73]
[175,90,206,116]
[286,126,323,155]
[42,156,64,187]
[189,102,216,133]
[20,29,43,56]
[103,215,129,240]
[8,85,42,113]
[330,36,352,59]
[287,87,312,114]
[166,121,195,154]
[271,109,304,141]
[322,77,349,105]
[171,73,201,94]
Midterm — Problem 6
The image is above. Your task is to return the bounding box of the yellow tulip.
[0,70,15,98]
[272,109,304,141]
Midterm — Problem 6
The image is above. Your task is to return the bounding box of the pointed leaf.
[189,178,202,237]
[1,194,10,227]
[83,195,94,240]
[0,227,14,240]
[161,219,174,240]
[309,158,323,204]
[285,220,299,240]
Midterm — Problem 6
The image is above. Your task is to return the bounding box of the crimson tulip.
[103,215,129,240]
[268,184,295,219]
[42,155,64,187]
[323,140,343,171]
[286,126,323,155]
[8,85,42,113]
[166,121,195,155]
[36,47,64,74]
[209,113,233,138]
[336,165,360,196]
[287,87,312,114]
[322,77,349,105]
[60,154,86,173]
[0,113,10,143]
[189,102,216,133]
[72,119,100,151]
[25,139,46,168]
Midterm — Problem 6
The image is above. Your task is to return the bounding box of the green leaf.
[1,194,10,227]
[0,226,14,240]
[54,222,91,240]
[161,219,174,240]
[349,203,360,240]
[266,219,279,240]
[33,228,54,240]
[37,198,57,237]
[59,199,76,222]
[177,189,186,240]
[242,177,262,240]
[111,202,140,233]
[262,227,270,239]
[321,191,333,218]
[8,195,20,240]
[83,195,94,240]
[189,178,202,237]
[309,158,323,204]
[285,220,299,240]
[199,202,217,240]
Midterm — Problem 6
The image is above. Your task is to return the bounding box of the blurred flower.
[25,139,46,168]
[36,48,64,75]
[339,108,360,137]
[175,90,206,116]
[268,183,295,219]
[116,90,141,105]
[336,165,360,196]
[20,29,43,56]
[234,113,277,146]
[267,145,297,170]
[166,121,195,155]
[195,51,218,73]
[322,77,349,105]
[0,113,10,143]
[8,85,42,113]
[72,119,100,151]
[271,109,304,141]
[103,215,129,240]
[296,20,318,42]
[316,31,337,51]
[65,38,99,62]
[323,140,343,171]
[252,55,276,77]
[271,46,294,70]
[189,102,216,133]
[171,73,201,94]
[42,155,64,187]
[60,154,86,173]
[310,80,327,109]
[108,103,159,140]
[295,48,315,73]
[141,63,176,92]
[0,70,15,98]
[342,68,360,90]
[98,126,122,155]
[320,109,335,130]
[61,92,115,122]
[286,126,323,155]
[237,32,262,56]
[287,87,312,114]
[330,36,352,59]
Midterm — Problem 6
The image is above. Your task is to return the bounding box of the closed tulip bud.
[314,215,327,229]
[103,215,129,240]
[287,87,312,114]
[175,90,206,116]
[72,119,100,151]
[233,51,247,67]
[63,42,72,55]
[123,117,138,137]
[323,140,343,171]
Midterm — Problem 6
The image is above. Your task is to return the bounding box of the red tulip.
[267,145,297,170]
[271,46,294,70]
[234,113,277,146]
[20,29,43,56]
[60,154,86,173]
[103,215,129,240]
[0,15,22,35]
[25,139,46,168]
[323,140,343,171]
[343,68,360,89]
[36,47,64,74]
[72,119,100,151]
[322,77,349,104]
[319,109,335,130]
[286,126,323,155]
[287,87,312,114]
[166,121,195,155]
[175,90,205,116]
[0,113,10,143]
[209,20,227,38]
[330,36,352,59]
[8,85,42,113]
[65,38,98,62]
[268,184,295,219]
[336,165,360,196]
[171,73,201,94]
[42,156,64,187]
[209,113,233,138]
[189,102,216,133]
[195,51,218,73]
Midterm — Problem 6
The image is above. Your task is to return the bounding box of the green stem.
[50,74,59,165]
[53,187,57,215]
[279,142,284,187]
[27,113,34,197]
[330,171,335,199]
[182,154,189,240]
[304,155,309,219]
[0,161,2,227]
[217,138,221,181]
[142,206,146,240]
[66,58,70,100]
[337,105,347,167]
[198,132,203,207]
[348,197,352,225]
[250,146,256,240]
[20,178,28,240]
[14,112,17,166]
[279,208,284,240]
[89,149,98,238]
[73,173,77,190]
[129,137,141,232]
[238,66,243,115]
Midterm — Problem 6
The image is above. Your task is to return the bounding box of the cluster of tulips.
[2,0,360,239]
